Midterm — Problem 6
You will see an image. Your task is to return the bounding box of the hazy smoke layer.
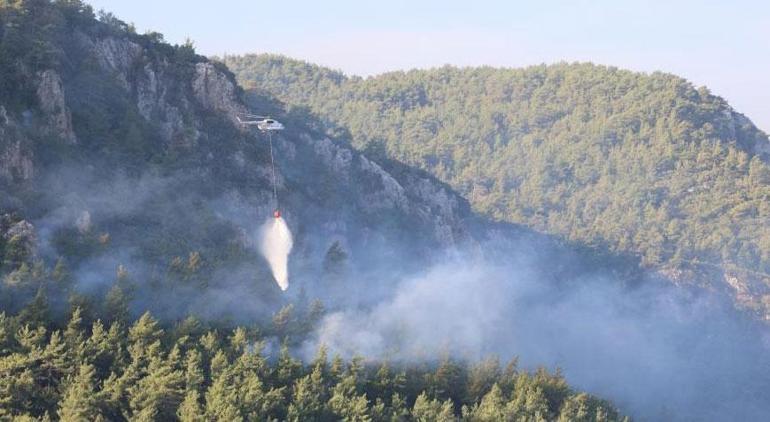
[302,256,770,421]
[258,217,293,290]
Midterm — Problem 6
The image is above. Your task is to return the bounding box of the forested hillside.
[0,306,625,421]
[6,1,770,420]
[0,1,636,420]
[224,54,770,315]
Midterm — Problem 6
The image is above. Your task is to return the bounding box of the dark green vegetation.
[0,0,469,320]
[0,1,631,420]
[225,55,770,309]
[0,304,625,421]
[0,0,278,317]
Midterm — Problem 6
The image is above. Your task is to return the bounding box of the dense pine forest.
[0,304,625,421]
[225,55,770,314]
[0,1,634,420]
[3,0,770,420]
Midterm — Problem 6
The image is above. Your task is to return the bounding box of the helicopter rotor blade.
[241,113,268,119]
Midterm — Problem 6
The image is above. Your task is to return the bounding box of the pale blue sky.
[89,0,770,132]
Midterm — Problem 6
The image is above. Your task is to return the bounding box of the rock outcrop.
[36,69,77,144]
[1,216,37,261]
[0,107,34,182]
[722,109,770,159]
[92,36,143,90]
[302,135,468,246]
[82,36,252,147]
[192,62,247,124]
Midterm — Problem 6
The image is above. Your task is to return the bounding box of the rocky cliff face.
[0,107,34,183]
[0,66,76,183]
[1,216,37,260]
[88,31,469,246]
[85,34,196,146]
[0,7,471,282]
[66,33,248,149]
[656,262,770,321]
[718,109,770,159]
[35,69,77,144]
[192,62,248,125]
[304,135,467,246]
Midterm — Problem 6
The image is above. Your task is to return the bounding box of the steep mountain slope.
[225,54,770,317]
[4,3,770,421]
[1,1,668,324]
[0,2,472,320]
[0,3,650,420]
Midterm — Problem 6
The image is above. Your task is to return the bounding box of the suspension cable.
[267,130,279,210]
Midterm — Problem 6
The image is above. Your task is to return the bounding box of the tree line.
[0,298,626,421]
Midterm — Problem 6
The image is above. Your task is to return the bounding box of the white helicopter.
[236,113,285,131]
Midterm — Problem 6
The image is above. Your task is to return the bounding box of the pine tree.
[17,287,49,327]
[177,390,205,422]
[57,363,102,421]
[127,354,184,421]
[464,383,505,421]
[370,397,387,421]
[204,352,284,421]
[272,304,295,339]
[466,356,501,403]
[3,234,32,269]
[310,344,328,375]
[429,357,467,408]
[184,349,205,394]
[287,365,327,421]
[83,321,114,376]
[66,293,96,326]
[3,262,32,287]
[127,312,163,359]
[237,366,284,420]
[229,327,248,356]
[199,330,220,357]
[370,361,393,402]
[557,393,590,422]
[104,284,130,324]
[275,342,301,386]
[209,349,229,381]
[507,376,549,422]
[329,354,345,383]
[0,354,38,418]
[203,360,243,421]
[306,299,325,328]
[327,376,371,421]
[0,312,15,355]
[174,315,204,341]
[16,324,47,351]
[40,331,72,392]
[388,393,410,422]
[51,258,73,288]
[411,392,455,422]
[63,307,85,362]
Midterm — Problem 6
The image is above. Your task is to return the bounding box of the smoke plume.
[258,217,294,290]
[300,254,770,421]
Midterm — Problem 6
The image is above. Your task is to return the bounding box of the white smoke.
[258,217,293,291]
[304,264,508,360]
[301,257,770,421]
